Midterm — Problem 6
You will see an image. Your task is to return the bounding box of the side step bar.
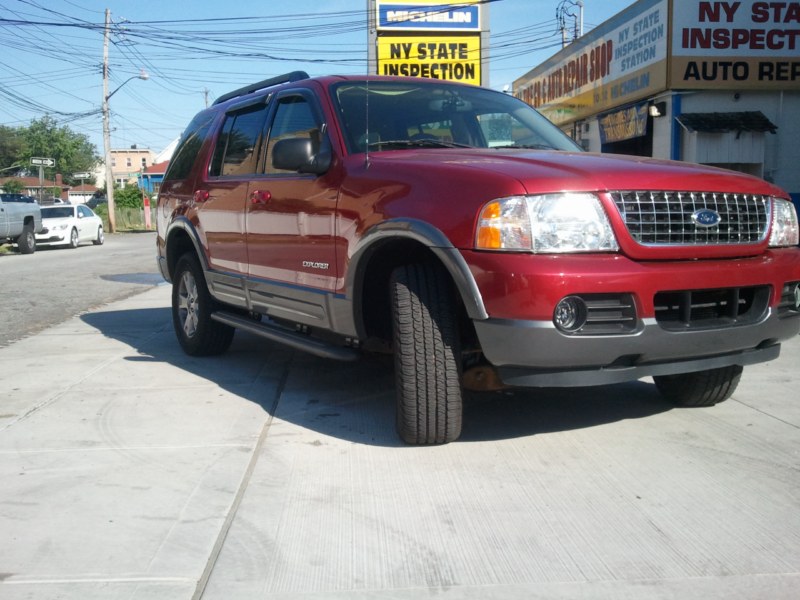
[211,311,359,362]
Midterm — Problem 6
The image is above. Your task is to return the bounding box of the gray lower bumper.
[474,313,799,388]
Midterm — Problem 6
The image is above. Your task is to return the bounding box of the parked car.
[36,204,104,248]
[0,192,42,253]
[157,73,800,445]
[0,193,37,203]
[86,196,107,209]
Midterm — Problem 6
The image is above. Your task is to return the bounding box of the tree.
[2,179,24,194]
[23,116,99,186]
[0,125,26,173]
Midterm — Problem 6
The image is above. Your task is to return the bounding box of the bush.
[114,185,144,209]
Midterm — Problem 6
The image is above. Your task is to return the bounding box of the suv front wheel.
[390,262,463,444]
[172,253,235,356]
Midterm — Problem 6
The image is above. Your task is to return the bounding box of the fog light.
[554,296,588,332]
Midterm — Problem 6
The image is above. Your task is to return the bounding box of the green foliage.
[15,116,99,186]
[1,178,24,194]
[114,184,144,209]
[0,126,26,172]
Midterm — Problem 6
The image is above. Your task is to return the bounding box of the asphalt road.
[0,232,162,347]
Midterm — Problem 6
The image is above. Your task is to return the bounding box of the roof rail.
[212,71,310,106]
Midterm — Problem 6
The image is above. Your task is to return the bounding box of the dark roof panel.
[676,111,777,134]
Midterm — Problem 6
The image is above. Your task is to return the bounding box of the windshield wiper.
[368,139,473,150]
[491,143,555,150]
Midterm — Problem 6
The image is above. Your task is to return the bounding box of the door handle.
[250,190,272,205]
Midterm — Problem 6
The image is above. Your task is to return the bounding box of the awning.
[676,111,777,134]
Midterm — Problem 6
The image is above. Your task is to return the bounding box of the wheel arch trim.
[346,218,488,321]
[163,217,209,280]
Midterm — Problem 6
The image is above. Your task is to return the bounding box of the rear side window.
[209,105,270,177]
[164,113,215,182]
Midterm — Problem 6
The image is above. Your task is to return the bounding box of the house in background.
[137,160,169,199]
[67,183,98,204]
[0,173,69,201]
[94,144,155,188]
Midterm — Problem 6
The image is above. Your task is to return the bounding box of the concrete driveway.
[1,285,798,599]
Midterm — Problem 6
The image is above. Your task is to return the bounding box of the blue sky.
[0,0,635,156]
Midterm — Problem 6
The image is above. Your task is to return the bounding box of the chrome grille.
[610,191,770,245]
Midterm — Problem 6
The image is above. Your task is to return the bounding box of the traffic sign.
[31,157,55,166]
[73,172,91,179]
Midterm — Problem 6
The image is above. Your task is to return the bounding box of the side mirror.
[272,137,331,175]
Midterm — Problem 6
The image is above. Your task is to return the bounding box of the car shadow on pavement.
[82,307,673,447]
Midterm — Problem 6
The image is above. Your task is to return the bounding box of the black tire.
[390,262,463,445]
[654,365,743,407]
[172,253,235,356]
[92,226,104,245]
[16,224,35,254]
[68,227,79,249]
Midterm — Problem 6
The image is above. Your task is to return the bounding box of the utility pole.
[558,0,584,48]
[102,8,117,233]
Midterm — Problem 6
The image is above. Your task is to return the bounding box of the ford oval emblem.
[692,208,721,228]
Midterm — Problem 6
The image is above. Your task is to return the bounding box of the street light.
[102,67,148,233]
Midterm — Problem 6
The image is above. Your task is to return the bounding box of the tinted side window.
[209,105,269,177]
[266,97,320,174]
[163,113,214,181]
[78,206,92,218]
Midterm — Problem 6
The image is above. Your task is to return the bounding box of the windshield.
[332,80,581,154]
[42,207,73,218]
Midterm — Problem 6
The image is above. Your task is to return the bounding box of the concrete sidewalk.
[1,285,798,599]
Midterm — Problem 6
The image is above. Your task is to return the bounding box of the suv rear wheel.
[172,253,235,356]
[390,262,463,444]
[654,365,743,407]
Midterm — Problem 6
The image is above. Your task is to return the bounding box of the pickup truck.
[0,192,41,254]
[156,73,800,444]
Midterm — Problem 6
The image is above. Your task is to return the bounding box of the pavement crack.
[191,352,294,600]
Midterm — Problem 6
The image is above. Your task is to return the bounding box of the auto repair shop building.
[513,0,800,207]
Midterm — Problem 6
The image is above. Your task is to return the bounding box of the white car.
[36,204,104,249]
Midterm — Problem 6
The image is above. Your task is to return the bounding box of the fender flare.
[162,216,209,279]
[346,218,488,321]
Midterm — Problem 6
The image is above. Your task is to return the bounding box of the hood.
[366,148,786,197]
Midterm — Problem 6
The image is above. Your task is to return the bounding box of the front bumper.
[35,232,68,245]
[474,313,795,387]
[465,248,800,387]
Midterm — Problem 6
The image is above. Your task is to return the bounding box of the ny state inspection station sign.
[374,0,484,86]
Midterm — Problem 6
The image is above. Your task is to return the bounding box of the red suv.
[157,72,800,444]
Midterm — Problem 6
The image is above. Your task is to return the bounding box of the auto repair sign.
[671,0,800,89]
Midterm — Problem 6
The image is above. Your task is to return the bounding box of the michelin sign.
[374,0,484,85]
[378,1,481,31]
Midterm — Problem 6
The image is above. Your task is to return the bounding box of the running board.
[211,311,359,362]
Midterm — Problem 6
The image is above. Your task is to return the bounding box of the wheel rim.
[71,229,78,246]
[177,270,200,338]
[98,227,104,243]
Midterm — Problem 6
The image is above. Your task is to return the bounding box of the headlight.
[769,198,799,247]
[57,224,69,230]
[476,193,619,253]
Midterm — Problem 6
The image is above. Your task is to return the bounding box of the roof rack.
[212,71,309,106]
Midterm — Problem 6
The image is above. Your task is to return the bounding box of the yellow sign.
[377,35,481,85]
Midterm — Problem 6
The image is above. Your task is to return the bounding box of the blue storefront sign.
[377,2,481,32]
